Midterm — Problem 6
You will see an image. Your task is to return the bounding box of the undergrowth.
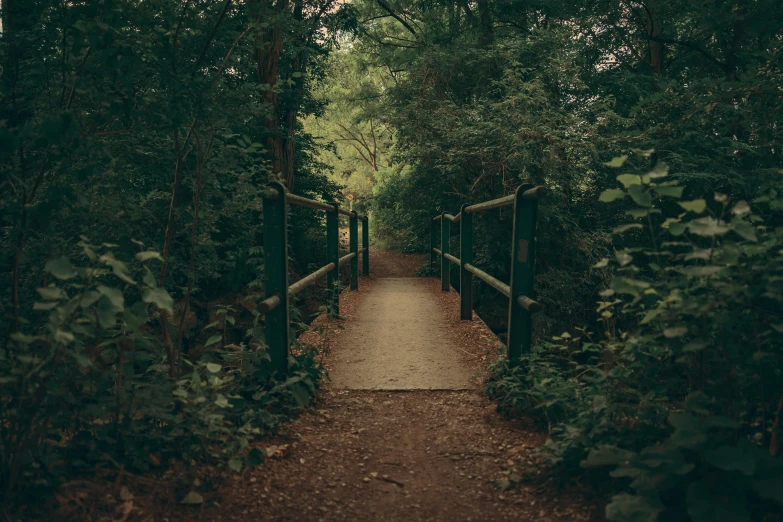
[486,156,783,522]
[0,240,323,509]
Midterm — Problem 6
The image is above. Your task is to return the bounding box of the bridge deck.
[330,277,473,390]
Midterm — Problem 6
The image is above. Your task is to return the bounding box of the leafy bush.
[0,241,322,504]
[488,158,783,521]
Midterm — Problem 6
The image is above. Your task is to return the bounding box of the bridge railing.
[430,184,546,365]
[259,181,368,374]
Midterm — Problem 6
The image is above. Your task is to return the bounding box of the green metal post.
[350,213,359,290]
[362,216,369,276]
[507,184,538,366]
[327,203,339,316]
[430,219,438,275]
[460,205,473,320]
[263,182,289,375]
[440,213,450,291]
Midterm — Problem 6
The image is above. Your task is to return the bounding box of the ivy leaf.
[605,155,628,168]
[599,189,625,202]
[45,257,78,280]
[678,199,706,213]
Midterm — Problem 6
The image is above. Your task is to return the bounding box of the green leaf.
[606,493,662,522]
[668,222,687,236]
[678,199,706,213]
[225,315,235,326]
[206,362,221,373]
[682,266,722,277]
[228,458,242,473]
[614,224,643,234]
[599,189,625,202]
[206,335,222,347]
[593,258,609,268]
[688,217,729,237]
[617,174,642,187]
[731,221,757,242]
[627,185,652,207]
[703,445,756,476]
[611,277,650,296]
[605,155,629,168]
[653,185,683,198]
[582,445,635,468]
[615,251,632,266]
[246,448,265,467]
[97,285,125,310]
[647,162,669,179]
[687,479,750,522]
[143,287,173,314]
[731,200,750,216]
[45,257,78,280]
[80,290,101,308]
[135,251,164,262]
[664,327,688,338]
[37,287,66,300]
[625,208,649,218]
[33,301,59,311]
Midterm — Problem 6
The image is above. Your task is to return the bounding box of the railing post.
[440,213,450,291]
[327,203,339,317]
[430,218,438,276]
[507,184,538,366]
[362,216,369,276]
[350,213,359,290]
[460,205,473,320]
[263,182,290,375]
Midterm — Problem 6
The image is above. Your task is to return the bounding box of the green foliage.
[489,162,783,521]
[0,245,322,501]
[0,0,343,508]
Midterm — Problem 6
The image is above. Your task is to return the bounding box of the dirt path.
[84,250,597,522]
[159,250,597,522]
[329,277,473,390]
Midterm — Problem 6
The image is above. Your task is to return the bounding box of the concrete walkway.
[329,277,473,390]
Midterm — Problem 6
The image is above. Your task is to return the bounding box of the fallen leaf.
[179,491,204,505]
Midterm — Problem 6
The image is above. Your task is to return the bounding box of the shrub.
[488,158,783,521]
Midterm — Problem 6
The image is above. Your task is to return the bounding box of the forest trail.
[163,251,597,522]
